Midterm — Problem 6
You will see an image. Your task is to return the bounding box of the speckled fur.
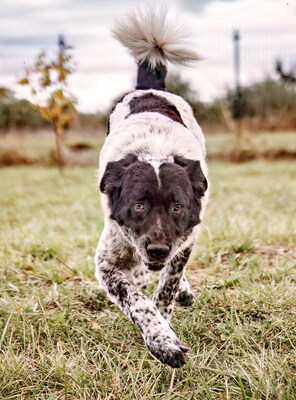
[94,8,208,368]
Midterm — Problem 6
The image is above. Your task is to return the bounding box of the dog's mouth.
[145,262,165,271]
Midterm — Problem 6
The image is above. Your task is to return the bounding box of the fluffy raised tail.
[112,7,201,90]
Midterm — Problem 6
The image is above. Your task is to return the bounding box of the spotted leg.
[153,247,192,322]
[175,274,195,306]
[130,263,151,288]
[95,253,189,368]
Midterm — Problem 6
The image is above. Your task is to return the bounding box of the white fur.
[112,6,201,68]
[98,89,208,218]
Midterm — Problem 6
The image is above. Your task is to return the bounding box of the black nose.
[146,243,170,260]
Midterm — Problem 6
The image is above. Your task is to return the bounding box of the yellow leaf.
[17,77,29,85]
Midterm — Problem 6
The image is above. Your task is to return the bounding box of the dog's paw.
[175,290,195,307]
[145,332,190,368]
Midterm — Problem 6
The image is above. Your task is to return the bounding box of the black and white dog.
[95,8,208,368]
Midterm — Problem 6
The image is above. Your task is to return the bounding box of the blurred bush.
[166,73,227,131]
[167,74,296,132]
[72,111,106,132]
[1,76,296,134]
[227,79,296,131]
[0,89,50,131]
[0,87,106,133]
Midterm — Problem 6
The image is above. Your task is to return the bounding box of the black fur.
[128,93,186,127]
[100,154,207,265]
[136,60,167,91]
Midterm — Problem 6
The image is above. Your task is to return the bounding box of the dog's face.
[100,154,207,270]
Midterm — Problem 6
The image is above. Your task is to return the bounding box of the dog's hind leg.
[130,263,151,288]
[153,247,192,322]
[175,275,195,307]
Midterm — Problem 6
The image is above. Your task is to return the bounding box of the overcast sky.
[0,0,295,112]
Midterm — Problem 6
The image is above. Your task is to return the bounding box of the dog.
[95,7,208,368]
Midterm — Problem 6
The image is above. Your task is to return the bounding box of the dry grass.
[0,130,295,166]
[206,131,296,161]
[0,130,103,166]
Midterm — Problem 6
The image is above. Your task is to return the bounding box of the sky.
[0,0,295,113]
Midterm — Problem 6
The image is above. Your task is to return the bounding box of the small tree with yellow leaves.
[18,36,76,172]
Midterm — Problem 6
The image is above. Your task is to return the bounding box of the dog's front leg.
[96,256,189,368]
[175,274,195,307]
[153,247,192,321]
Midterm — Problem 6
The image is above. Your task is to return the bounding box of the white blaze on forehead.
[138,155,174,186]
[149,160,161,185]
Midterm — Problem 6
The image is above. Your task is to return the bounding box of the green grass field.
[0,161,295,399]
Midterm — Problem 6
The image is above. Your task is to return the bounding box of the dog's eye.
[134,202,144,211]
[174,203,183,212]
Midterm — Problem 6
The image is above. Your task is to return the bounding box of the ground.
[0,160,295,399]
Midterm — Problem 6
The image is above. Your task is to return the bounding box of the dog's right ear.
[100,162,123,203]
[100,154,137,204]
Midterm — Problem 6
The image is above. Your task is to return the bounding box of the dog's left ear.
[174,156,208,197]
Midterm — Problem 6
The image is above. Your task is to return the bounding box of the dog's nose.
[146,243,170,259]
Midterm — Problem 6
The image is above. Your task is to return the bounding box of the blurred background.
[0,0,295,165]
[1,2,296,397]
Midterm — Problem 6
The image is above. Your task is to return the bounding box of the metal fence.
[182,27,296,102]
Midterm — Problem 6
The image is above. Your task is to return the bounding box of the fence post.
[233,29,243,141]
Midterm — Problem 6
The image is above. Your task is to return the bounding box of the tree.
[18,36,76,172]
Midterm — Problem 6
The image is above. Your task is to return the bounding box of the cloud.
[177,0,238,13]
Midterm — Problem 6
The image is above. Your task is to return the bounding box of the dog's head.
[100,154,207,270]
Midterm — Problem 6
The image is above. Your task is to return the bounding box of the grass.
[0,130,295,165]
[205,131,296,156]
[0,161,295,399]
[0,131,103,166]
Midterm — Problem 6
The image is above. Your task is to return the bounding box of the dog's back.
[99,7,207,181]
